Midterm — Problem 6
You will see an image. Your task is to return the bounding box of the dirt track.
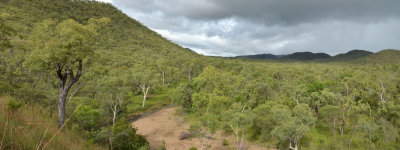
[131,107,273,150]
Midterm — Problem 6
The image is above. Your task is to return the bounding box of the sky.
[97,0,400,57]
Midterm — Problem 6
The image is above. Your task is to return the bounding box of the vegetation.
[0,96,106,150]
[0,0,400,150]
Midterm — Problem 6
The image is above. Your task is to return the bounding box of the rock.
[179,132,191,140]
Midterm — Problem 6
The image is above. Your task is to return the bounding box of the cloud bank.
[107,0,400,56]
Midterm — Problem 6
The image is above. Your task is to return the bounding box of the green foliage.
[6,98,23,112]
[0,13,14,49]
[111,119,148,150]
[271,104,316,149]
[222,139,229,146]
[156,141,166,150]
[189,147,197,150]
[26,18,98,70]
[74,105,100,130]
[1,0,400,150]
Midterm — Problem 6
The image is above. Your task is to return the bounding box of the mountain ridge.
[235,49,377,61]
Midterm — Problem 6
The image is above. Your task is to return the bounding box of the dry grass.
[0,95,106,150]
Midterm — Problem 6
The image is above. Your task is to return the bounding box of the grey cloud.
[115,0,400,25]
[110,0,400,56]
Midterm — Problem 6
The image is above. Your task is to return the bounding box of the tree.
[98,68,131,125]
[251,101,284,141]
[110,119,149,150]
[183,61,194,81]
[319,105,341,136]
[271,104,316,150]
[133,66,158,108]
[224,103,254,150]
[0,13,14,49]
[27,18,109,128]
[156,58,170,86]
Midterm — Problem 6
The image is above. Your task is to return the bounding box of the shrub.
[73,106,100,130]
[7,98,23,112]
[112,119,148,150]
[189,147,197,150]
[222,139,229,146]
[156,141,166,150]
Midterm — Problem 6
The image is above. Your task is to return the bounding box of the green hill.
[330,50,373,61]
[1,1,400,150]
[282,52,331,60]
[0,0,204,149]
[358,49,400,64]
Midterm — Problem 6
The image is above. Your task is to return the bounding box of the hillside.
[235,50,382,62]
[0,0,205,149]
[358,49,400,64]
[236,54,280,59]
[282,52,331,60]
[1,1,400,150]
[236,52,333,61]
[330,50,373,61]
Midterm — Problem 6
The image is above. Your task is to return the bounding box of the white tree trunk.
[239,129,245,150]
[188,68,192,81]
[141,84,150,108]
[162,71,165,86]
[31,72,43,89]
[112,109,117,125]
[68,82,85,103]
[230,125,241,150]
[110,94,123,126]
[378,80,386,102]
[289,142,298,150]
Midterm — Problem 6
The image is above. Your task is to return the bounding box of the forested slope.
[1,0,400,150]
[0,0,205,149]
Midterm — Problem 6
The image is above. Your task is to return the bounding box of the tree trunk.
[289,142,298,150]
[112,110,117,125]
[230,125,240,150]
[31,72,43,89]
[58,82,68,128]
[349,127,356,150]
[68,82,84,103]
[188,68,191,81]
[56,60,83,129]
[142,85,150,108]
[162,71,165,86]
[239,129,245,150]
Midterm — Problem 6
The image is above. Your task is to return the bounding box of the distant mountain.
[235,50,378,61]
[330,50,373,61]
[236,54,280,59]
[282,52,331,60]
[236,52,331,61]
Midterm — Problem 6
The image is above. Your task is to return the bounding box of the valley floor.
[131,107,273,150]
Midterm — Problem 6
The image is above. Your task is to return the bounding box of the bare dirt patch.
[131,107,274,150]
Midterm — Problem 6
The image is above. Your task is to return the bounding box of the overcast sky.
[97,0,400,56]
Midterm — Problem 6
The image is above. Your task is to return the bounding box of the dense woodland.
[0,0,400,150]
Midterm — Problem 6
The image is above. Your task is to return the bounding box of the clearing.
[131,106,274,150]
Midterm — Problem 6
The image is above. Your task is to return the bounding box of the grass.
[0,95,106,150]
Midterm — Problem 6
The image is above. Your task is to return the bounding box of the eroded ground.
[131,107,273,150]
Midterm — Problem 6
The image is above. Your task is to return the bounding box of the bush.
[7,98,23,112]
[156,141,166,150]
[222,139,229,146]
[112,119,148,150]
[74,105,100,130]
[189,147,197,150]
